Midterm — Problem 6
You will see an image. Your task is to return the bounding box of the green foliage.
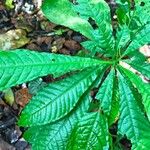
[23,94,92,149]
[18,68,103,126]
[41,0,94,39]
[0,49,106,90]
[120,66,150,121]
[96,69,115,115]
[66,112,109,150]
[74,0,115,52]
[118,70,150,149]
[28,78,47,95]
[123,24,150,56]
[0,0,150,149]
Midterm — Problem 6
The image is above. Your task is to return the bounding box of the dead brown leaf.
[0,29,30,50]
[15,88,32,108]
[64,40,81,51]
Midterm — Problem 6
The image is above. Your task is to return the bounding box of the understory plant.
[0,0,150,149]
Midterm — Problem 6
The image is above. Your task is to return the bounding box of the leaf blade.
[123,24,150,56]
[0,50,107,91]
[108,72,119,125]
[66,112,109,150]
[75,0,114,52]
[96,69,115,114]
[128,62,150,79]
[18,67,105,126]
[24,94,92,150]
[41,0,94,39]
[119,66,150,121]
[22,69,104,149]
[118,70,150,149]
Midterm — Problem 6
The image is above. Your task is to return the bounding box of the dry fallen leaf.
[0,29,30,50]
[15,88,32,107]
[64,40,81,50]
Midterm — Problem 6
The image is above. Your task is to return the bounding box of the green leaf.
[119,66,150,121]
[126,76,145,113]
[115,25,130,52]
[134,0,150,25]
[23,70,103,149]
[18,67,104,126]
[75,0,114,52]
[117,0,150,28]
[0,49,108,91]
[41,0,94,40]
[116,1,130,25]
[96,69,115,114]
[123,24,150,56]
[66,112,109,150]
[118,70,150,149]
[75,0,111,26]
[28,78,47,95]
[42,0,114,53]
[94,25,114,52]
[108,73,119,125]
[24,94,91,150]
[128,62,150,79]
[81,40,104,56]
[125,51,146,64]
[21,66,105,149]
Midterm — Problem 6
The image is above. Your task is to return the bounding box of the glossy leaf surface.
[0,49,106,91]
[118,71,150,149]
[19,68,103,126]
[67,112,109,150]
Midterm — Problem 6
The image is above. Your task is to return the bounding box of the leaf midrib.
[0,60,113,69]
[23,68,101,124]
[120,78,139,142]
